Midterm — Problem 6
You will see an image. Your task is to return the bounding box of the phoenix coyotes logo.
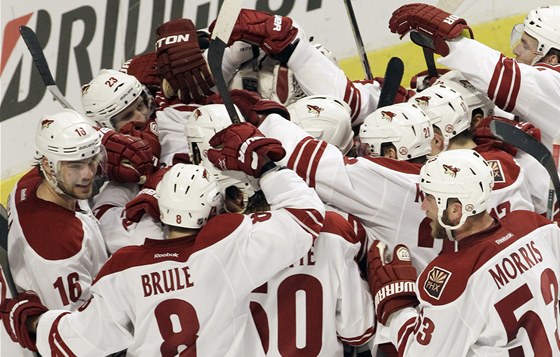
[443,164,460,177]
[306,104,323,116]
[424,267,451,300]
[201,168,209,180]
[414,96,431,106]
[193,109,202,119]
[41,119,54,128]
[381,111,396,122]
[81,83,90,95]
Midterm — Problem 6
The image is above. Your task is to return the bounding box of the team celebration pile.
[2,2,560,356]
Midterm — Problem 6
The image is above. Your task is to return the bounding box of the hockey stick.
[377,57,404,108]
[19,26,76,111]
[0,204,17,299]
[208,0,244,124]
[343,0,373,80]
[490,120,560,219]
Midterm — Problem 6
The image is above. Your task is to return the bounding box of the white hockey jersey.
[249,211,374,356]
[379,210,560,356]
[34,168,325,357]
[7,168,108,310]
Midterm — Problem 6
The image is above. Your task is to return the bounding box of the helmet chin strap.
[438,208,468,241]
[41,161,78,200]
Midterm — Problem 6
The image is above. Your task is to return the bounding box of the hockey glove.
[389,3,473,56]
[0,291,48,352]
[121,52,160,91]
[156,18,215,103]
[368,241,419,325]
[211,9,299,61]
[119,119,161,168]
[100,128,154,183]
[207,122,286,178]
[125,166,171,223]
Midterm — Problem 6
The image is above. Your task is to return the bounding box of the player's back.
[248,211,374,356]
[412,210,560,356]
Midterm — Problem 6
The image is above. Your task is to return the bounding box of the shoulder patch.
[423,266,452,300]
[486,159,505,183]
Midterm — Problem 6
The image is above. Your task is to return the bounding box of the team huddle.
[2,3,560,357]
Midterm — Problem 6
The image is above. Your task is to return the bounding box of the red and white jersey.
[288,40,381,127]
[475,144,534,218]
[92,181,165,254]
[249,211,374,356]
[379,211,560,356]
[439,37,560,149]
[34,169,325,357]
[260,115,449,272]
[7,168,108,310]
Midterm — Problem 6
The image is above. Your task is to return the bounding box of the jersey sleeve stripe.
[284,207,324,239]
[48,312,77,357]
[344,80,362,124]
[338,326,375,345]
[396,316,417,355]
[287,137,327,188]
[488,55,521,112]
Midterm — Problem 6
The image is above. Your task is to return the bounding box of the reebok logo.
[154,253,179,259]
[273,15,283,31]
[155,34,190,49]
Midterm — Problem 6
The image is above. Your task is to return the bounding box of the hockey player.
[410,81,534,218]
[369,149,560,355]
[388,4,560,149]
[0,123,325,356]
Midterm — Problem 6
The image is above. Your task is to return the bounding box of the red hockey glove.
[119,119,161,168]
[156,18,215,103]
[211,9,299,59]
[121,52,160,89]
[124,166,171,223]
[389,3,473,56]
[0,291,48,352]
[101,128,154,183]
[207,123,286,178]
[213,89,290,127]
[368,241,419,325]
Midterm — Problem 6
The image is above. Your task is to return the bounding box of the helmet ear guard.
[359,102,433,160]
[420,149,494,232]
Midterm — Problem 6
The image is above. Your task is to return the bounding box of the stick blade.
[19,26,55,86]
[377,57,404,108]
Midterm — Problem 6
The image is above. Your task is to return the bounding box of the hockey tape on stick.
[208,0,244,124]
[343,0,373,80]
[19,26,76,111]
[377,57,404,108]
[490,120,560,219]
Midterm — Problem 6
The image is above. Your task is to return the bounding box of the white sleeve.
[154,104,192,166]
[288,40,380,126]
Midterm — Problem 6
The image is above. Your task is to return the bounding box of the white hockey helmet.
[522,6,560,65]
[420,149,493,231]
[410,83,470,150]
[156,164,223,229]
[81,69,144,129]
[35,109,102,170]
[287,95,353,154]
[433,70,495,120]
[359,102,433,160]
[184,104,259,207]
